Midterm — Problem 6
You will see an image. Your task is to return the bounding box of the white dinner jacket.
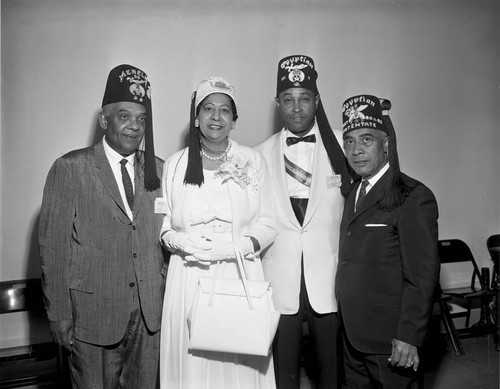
[255,128,344,314]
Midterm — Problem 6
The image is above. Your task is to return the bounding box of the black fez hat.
[102,64,160,191]
[276,55,318,97]
[342,94,388,136]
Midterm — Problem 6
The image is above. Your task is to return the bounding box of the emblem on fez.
[286,64,308,83]
[346,104,368,125]
[127,76,147,102]
[211,80,231,91]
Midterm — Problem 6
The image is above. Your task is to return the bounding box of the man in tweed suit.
[39,64,167,388]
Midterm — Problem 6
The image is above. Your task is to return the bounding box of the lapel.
[226,178,242,239]
[271,131,301,229]
[133,152,146,219]
[94,142,130,220]
[343,180,357,227]
[225,142,242,239]
[170,149,192,232]
[348,169,391,226]
[302,132,327,227]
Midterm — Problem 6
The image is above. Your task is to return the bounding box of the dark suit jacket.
[335,169,439,354]
[39,141,167,345]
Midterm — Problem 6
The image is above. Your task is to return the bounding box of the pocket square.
[365,224,388,227]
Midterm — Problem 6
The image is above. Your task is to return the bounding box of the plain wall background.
[1,0,499,343]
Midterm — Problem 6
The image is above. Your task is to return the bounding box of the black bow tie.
[286,134,316,146]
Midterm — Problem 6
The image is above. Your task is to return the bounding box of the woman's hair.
[183,93,237,187]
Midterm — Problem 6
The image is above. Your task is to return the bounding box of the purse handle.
[234,244,255,310]
[207,244,255,310]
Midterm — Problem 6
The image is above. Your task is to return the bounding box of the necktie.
[286,134,316,146]
[120,159,134,211]
[355,180,369,210]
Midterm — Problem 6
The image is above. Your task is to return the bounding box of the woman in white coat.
[159,77,277,388]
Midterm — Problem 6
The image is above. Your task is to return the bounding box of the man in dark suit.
[336,94,440,388]
[39,64,167,388]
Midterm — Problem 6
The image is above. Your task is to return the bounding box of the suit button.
[132,225,137,230]
[133,253,137,258]
[347,231,352,236]
[129,282,135,287]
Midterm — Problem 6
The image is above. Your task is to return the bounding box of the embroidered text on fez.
[356,180,369,210]
[120,159,134,211]
[286,134,316,147]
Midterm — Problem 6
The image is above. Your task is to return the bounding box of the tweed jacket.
[39,141,167,345]
[255,128,345,314]
[336,169,439,354]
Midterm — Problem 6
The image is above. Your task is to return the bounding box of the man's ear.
[315,94,320,108]
[98,112,108,130]
[383,136,389,153]
[275,96,280,107]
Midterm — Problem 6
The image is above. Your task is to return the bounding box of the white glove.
[161,231,212,256]
[192,236,254,262]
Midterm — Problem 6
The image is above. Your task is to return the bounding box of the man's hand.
[50,319,74,352]
[388,338,419,371]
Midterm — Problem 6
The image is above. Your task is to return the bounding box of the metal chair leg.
[465,299,473,328]
[439,299,465,356]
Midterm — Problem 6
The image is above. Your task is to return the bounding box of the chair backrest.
[486,234,500,261]
[0,280,66,387]
[438,239,482,290]
[0,279,45,315]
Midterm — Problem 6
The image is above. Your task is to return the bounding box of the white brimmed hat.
[194,76,237,110]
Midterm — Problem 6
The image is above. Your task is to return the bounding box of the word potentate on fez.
[342,95,383,132]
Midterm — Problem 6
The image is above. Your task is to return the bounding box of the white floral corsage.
[214,153,258,190]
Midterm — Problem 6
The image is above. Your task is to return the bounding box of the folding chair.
[438,239,496,335]
[486,234,500,288]
[433,287,465,356]
[0,279,69,388]
[486,234,500,350]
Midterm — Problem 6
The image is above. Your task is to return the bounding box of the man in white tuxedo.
[255,55,353,389]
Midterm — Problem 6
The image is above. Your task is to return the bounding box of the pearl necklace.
[200,140,232,161]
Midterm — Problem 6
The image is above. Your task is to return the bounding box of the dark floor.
[1,334,499,388]
[422,333,499,389]
[299,333,499,389]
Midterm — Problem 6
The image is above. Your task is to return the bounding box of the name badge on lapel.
[326,174,342,189]
[154,198,168,214]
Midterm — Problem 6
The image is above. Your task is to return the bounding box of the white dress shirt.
[103,137,135,220]
[355,162,390,211]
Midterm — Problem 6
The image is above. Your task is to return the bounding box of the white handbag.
[187,246,280,356]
